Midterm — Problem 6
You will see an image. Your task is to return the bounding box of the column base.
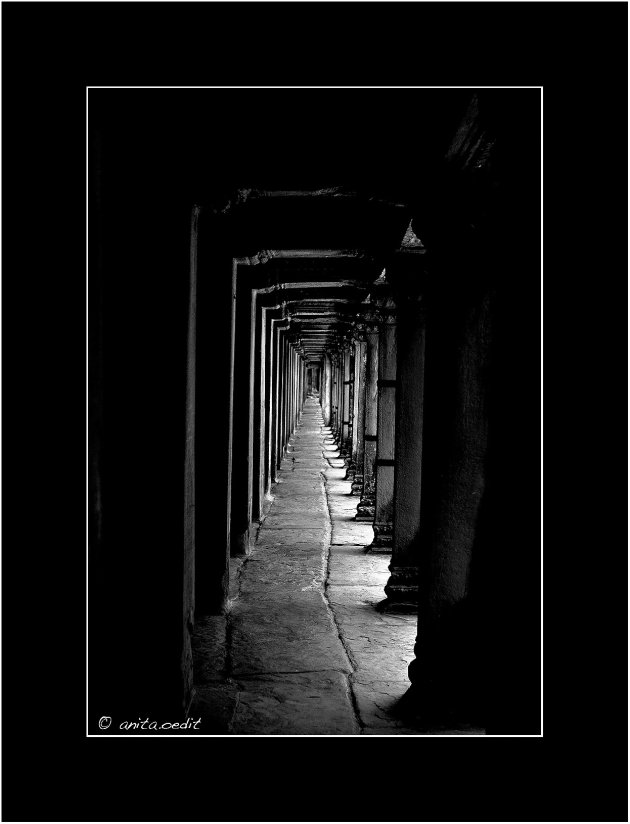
[375,598,418,614]
[350,474,363,496]
[230,529,252,558]
[343,461,356,481]
[365,522,393,553]
[381,565,420,610]
[355,498,375,521]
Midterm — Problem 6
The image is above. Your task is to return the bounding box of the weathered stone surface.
[191,399,481,735]
[255,528,327,545]
[351,678,415,731]
[191,615,228,684]
[330,520,374,546]
[231,672,358,735]
[230,593,351,676]
[328,544,390,585]
[189,682,239,733]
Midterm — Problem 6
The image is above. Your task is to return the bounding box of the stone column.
[229,271,256,557]
[404,284,492,721]
[330,351,340,440]
[298,354,304,414]
[288,345,295,440]
[271,318,290,483]
[340,343,353,462]
[366,299,397,552]
[321,355,328,423]
[262,307,282,503]
[325,354,333,425]
[283,335,290,454]
[251,297,265,524]
[383,291,426,608]
[277,332,286,466]
[350,325,368,495]
[356,320,379,520]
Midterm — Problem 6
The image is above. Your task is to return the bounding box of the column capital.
[350,321,368,344]
[374,296,397,326]
[354,306,381,334]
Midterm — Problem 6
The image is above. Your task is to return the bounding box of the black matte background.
[2,2,627,822]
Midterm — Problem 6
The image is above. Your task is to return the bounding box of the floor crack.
[319,458,365,735]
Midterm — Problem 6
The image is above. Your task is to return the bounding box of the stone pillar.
[356,320,379,520]
[339,350,345,442]
[344,335,359,481]
[383,292,426,608]
[298,354,303,415]
[288,345,295,440]
[271,319,290,483]
[338,350,344,435]
[366,299,397,552]
[340,343,353,461]
[277,332,286,467]
[230,272,256,557]
[405,285,492,721]
[283,335,290,454]
[351,326,367,495]
[322,352,332,426]
[321,355,328,422]
[251,297,265,524]
[269,318,279,485]
[293,349,300,424]
[331,352,340,440]
[296,355,300,420]
[262,307,282,504]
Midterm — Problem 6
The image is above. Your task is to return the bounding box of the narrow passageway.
[91,90,541,741]
[192,397,422,734]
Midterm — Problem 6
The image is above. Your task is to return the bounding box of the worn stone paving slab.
[238,561,325,597]
[351,678,416,731]
[255,528,328,545]
[245,541,322,557]
[330,522,374,546]
[230,591,352,677]
[261,497,327,511]
[192,398,472,734]
[189,682,239,733]
[328,545,390,585]
[230,672,358,735]
[191,615,228,684]
[261,513,326,528]
[326,583,417,682]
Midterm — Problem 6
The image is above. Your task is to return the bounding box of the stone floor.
[191,397,483,735]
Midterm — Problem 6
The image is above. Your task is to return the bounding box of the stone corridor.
[90,90,541,743]
[191,397,428,735]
